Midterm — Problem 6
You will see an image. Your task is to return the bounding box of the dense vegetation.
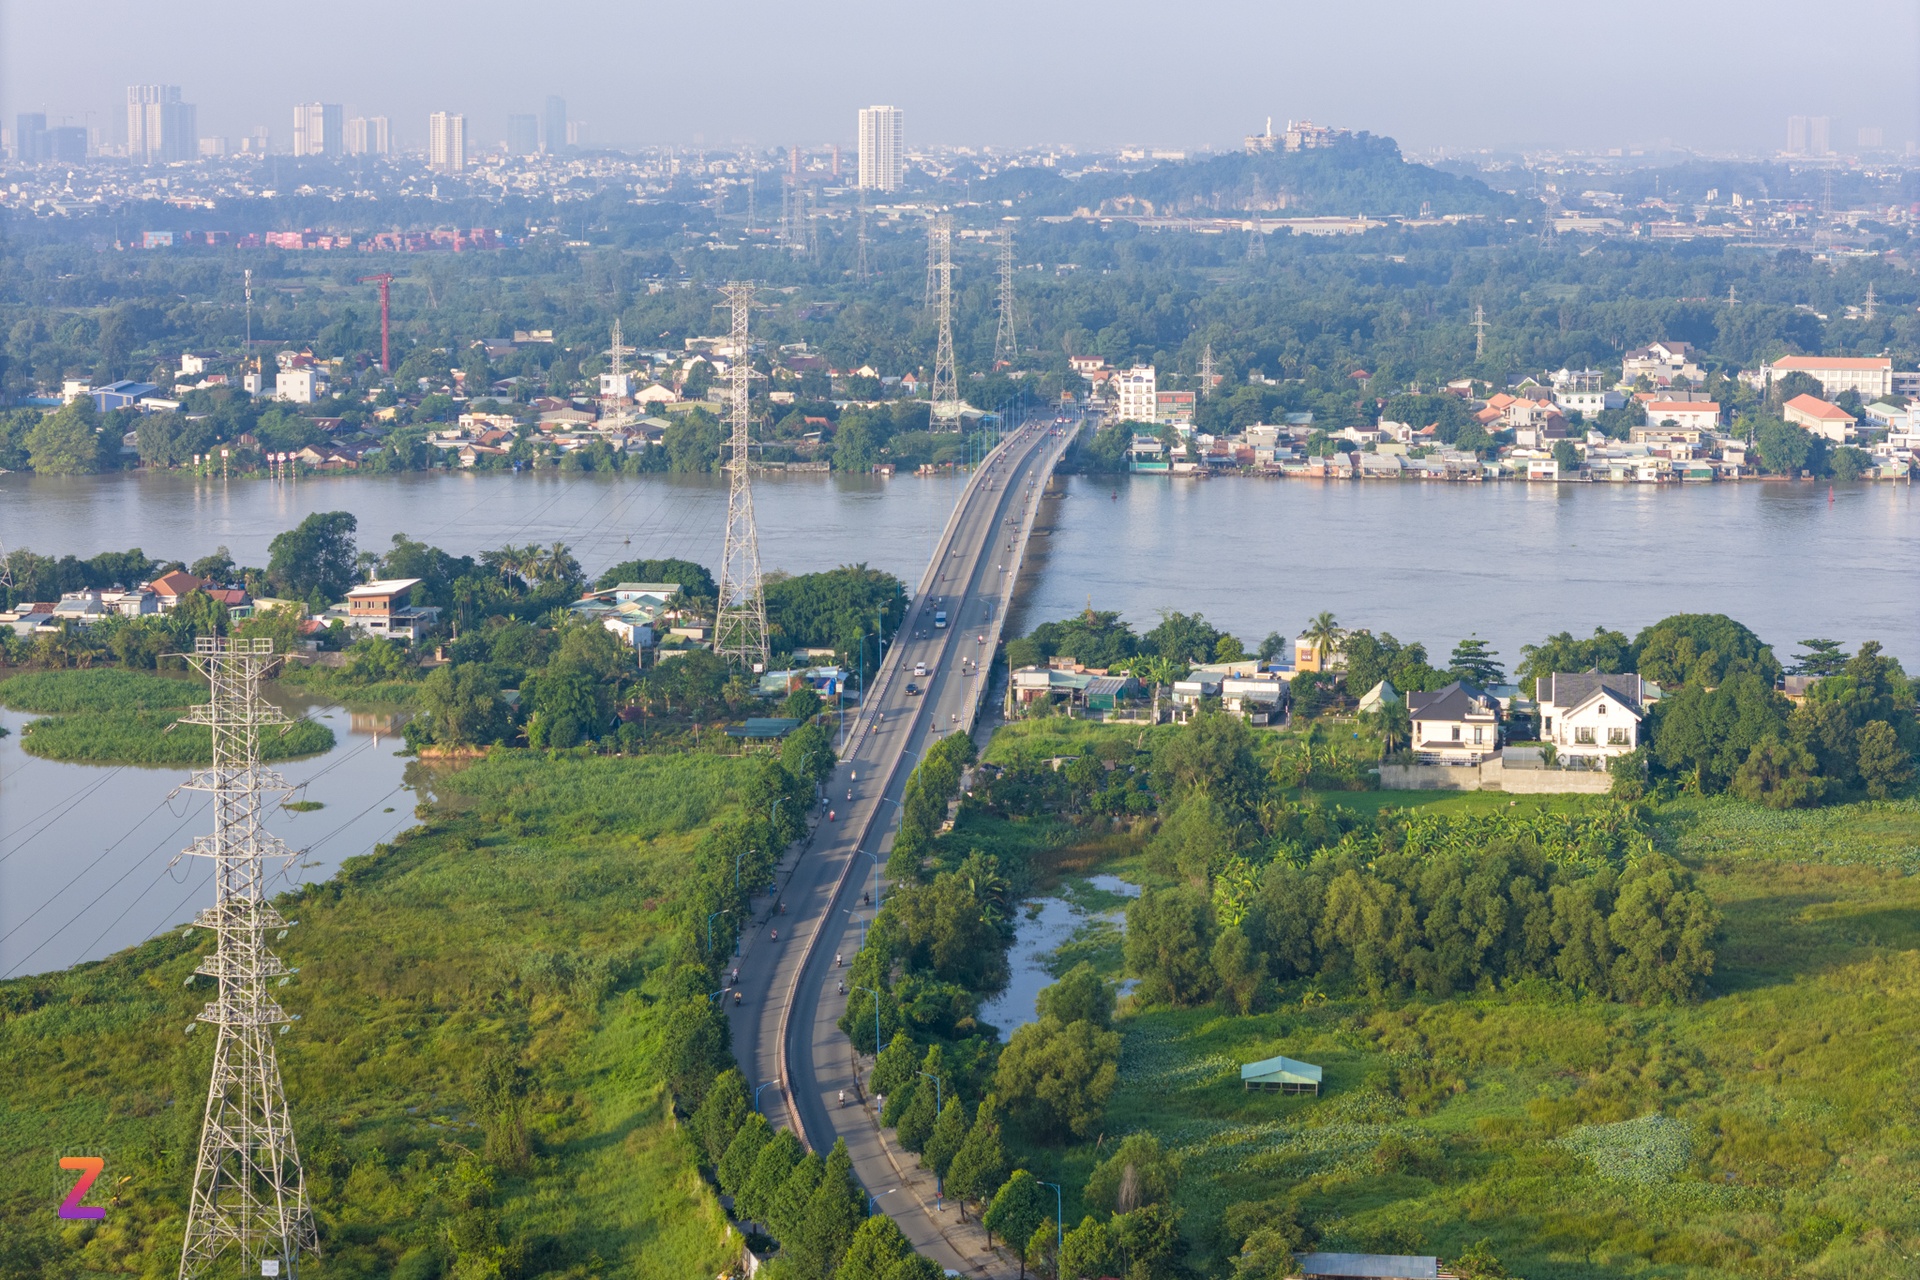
[0,669,335,764]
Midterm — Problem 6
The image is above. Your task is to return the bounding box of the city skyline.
[3,0,1916,156]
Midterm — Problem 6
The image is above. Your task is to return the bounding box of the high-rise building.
[292,103,344,157]
[127,85,196,162]
[15,113,46,161]
[429,112,466,173]
[543,95,567,153]
[47,126,87,162]
[565,120,588,148]
[345,116,390,156]
[1787,115,1807,155]
[857,105,903,192]
[1809,116,1831,156]
[507,114,540,156]
[1858,126,1884,150]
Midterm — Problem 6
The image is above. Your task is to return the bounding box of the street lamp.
[1037,1180,1063,1260]
[754,1079,783,1113]
[853,984,883,1058]
[734,848,749,892]
[706,908,731,955]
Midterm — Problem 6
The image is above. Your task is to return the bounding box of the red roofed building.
[1782,393,1858,442]
[1764,355,1892,399]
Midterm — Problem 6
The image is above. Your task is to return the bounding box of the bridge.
[727,411,1078,1276]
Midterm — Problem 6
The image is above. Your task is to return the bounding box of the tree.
[1650,673,1791,793]
[1448,634,1504,687]
[1552,438,1581,474]
[1083,1133,1178,1215]
[922,1097,969,1180]
[883,1257,945,1280]
[267,510,360,603]
[894,1073,939,1153]
[984,1171,1052,1271]
[1855,720,1914,799]
[1303,611,1342,668]
[595,556,717,599]
[1212,925,1265,1014]
[1151,709,1263,818]
[1363,699,1412,757]
[24,400,105,475]
[1125,885,1215,1006]
[1109,1203,1182,1279]
[738,1128,804,1224]
[1730,736,1825,809]
[1792,638,1850,678]
[417,663,508,748]
[1058,1216,1117,1280]
[793,1139,866,1278]
[1035,962,1114,1030]
[658,995,730,1112]
[1634,613,1780,688]
[691,1067,749,1167]
[871,1031,920,1098]
[1144,610,1224,663]
[944,1098,1009,1211]
[1607,855,1718,1002]
[717,1112,771,1196]
[1452,1239,1509,1280]
[991,1017,1121,1142]
[1149,789,1244,885]
[838,1215,913,1280]
[1754,417,1817,475]
[1516,626,1631,696]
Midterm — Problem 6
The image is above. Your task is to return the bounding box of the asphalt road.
[726,414,1077,1276]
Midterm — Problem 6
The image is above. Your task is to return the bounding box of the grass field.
[976,781,1920,1280]
[0,749,756,1280]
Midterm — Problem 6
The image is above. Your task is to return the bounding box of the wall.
[1379,758,1613,794]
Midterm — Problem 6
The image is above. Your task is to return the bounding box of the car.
[914,662,929,676]
[905,683,921,696]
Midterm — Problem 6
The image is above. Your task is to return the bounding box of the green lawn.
[0,749,755,1279]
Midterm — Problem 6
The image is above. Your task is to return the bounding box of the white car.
[914,662,929,677]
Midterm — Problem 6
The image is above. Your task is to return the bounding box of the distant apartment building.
[291,102,344,157]
[507,114,540,156]
[429,112,466,173]
[345,116,390,156]
[12,113,83,162]
[1762,355,1892,400]
[565,120,588,148]
[857,105,904,192]
[1115,366,1157,423]
[127,85,196,163]
[1786,114,1831,157]
[544,95,567,153]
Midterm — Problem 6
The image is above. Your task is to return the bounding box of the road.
[727,413,1078,1276]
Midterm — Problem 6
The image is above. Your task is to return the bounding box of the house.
[1642,400,1720,433]
[1241,1054,1322,1095]
[1222,675,1288,723]
[1620,341,1703,386]
[1781,393,1857,443]
[1293,635,1344,674]
[1407,681,1501,764]
[1758,355,1892,400]
[275,367,327,404]
[1537,672,1651,766]
[147,569,209,610]
[89,381,160,412]
[179,351,221,377]
[1291,1253,1443,1280]
[1357,680,1399,715]
[343,578,440,642]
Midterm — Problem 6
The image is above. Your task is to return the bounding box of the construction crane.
[357,273,394,372]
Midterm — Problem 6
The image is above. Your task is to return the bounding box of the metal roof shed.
[1241,1054,1323,1094]
[1292,1253,1441,1279]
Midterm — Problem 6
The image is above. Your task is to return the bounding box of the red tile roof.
[1784,393,1854,421]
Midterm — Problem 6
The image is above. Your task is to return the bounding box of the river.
[3,468,1915,978]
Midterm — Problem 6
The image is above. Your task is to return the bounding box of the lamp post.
[853,984,883,1058]
[1038,1180,1063,1261]
[754,1079,782,1113]
[734,848,749,892]
[706,908,731,955]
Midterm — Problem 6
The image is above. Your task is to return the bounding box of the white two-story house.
[1408,681,1502,765]
[1537,672,1651,768]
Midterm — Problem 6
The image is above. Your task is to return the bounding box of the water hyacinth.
[1555,1112,1692,1183]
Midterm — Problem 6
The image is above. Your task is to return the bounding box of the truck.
[934,610,948,629]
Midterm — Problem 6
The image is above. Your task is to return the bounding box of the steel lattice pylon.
[178,633,316,1280]
[994,226,1018,363]
[714,282,770,670]
[930,217,962,426]
[855,191,870,281]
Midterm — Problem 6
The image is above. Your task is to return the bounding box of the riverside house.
[1407,681,1501,765]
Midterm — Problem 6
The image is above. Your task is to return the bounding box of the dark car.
[905,683,922,696]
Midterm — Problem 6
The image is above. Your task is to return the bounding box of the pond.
[980,873,1140,1039]
[0,692,417,978]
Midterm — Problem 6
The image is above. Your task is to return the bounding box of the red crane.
[357,273,394,373]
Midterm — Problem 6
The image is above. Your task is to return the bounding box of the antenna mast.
[930,217,962,427]
[178,630,316,1280]
[714,283,769,670]
[994,226,1018,363]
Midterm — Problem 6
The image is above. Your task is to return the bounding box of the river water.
[3,468,1915,977]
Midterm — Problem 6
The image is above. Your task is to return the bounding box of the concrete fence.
[1379,757,1613,795]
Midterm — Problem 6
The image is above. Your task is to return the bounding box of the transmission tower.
[1199,343,1216,400]
[178,631,316,1280]
[994,227,1019,363]
[929,218,963,427]
[714,283,769,670]
[1865,281,1877,321]
[806,188,820,259]
[1727,283,1737,309]
[1472,304,1489,359]
[779,178,793,248]
[924,221,939,308]
[855,192,871,281]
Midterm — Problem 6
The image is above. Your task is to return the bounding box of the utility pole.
[356,273,393,372]
[1472,304,1489,360]
[177,629,316,1280]
[1199,343,1216,400]
[714,283,769,670]
[855,190,871,282]
[994,226,1018,363]
[930,217,962,427]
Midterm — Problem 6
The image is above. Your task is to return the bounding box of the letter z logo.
[59,1157,106,1219]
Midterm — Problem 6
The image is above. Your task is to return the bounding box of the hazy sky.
[5,1,1918,155]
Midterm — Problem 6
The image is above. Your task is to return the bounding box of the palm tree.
[1304,611,1342,670]
[1370,699,1412,758]
[1141,655,1178,722]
